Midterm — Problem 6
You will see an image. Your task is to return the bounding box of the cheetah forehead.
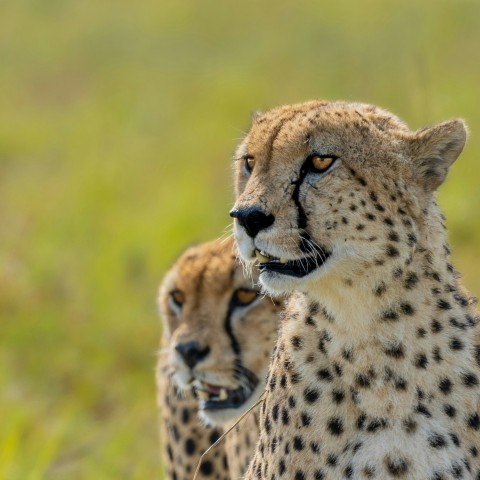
[236,100,467,193]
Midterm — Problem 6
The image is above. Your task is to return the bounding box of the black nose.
[230,207,275,238]
[175,341,210,369]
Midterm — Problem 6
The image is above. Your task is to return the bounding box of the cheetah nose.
[230,207,275,238]
[175,341,210,369]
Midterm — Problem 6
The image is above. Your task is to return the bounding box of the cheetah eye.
[232,288,259,307]
[244,156,255,174]
[170,289,185,309]
[306,154,338,174]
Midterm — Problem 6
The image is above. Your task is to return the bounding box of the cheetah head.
[231,100,467,300]
[159,237,281,426]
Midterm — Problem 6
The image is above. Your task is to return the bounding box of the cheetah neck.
[281,222,478,416]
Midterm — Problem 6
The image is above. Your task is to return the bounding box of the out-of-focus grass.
[1,0,479,478]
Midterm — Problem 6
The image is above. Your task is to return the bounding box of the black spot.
[404,272,419,289]
[386,245,399,257]
[432,346,443,363]
[317,368,333,381]
[281,407,290,425]
[311,441,320,454]
[366,418,388,432]
[443,404,456,417]
[290,372,302,384]
[295,471,305,480]
[181,408,190,424]
[332,389,345,404]
[353,442,362,453]
[428,433,447,449]
[393,266,403,278]
[304,388,320,403]
[450,337,464,351]
[450,462,463,477]
[279,460,286,475]
[375,282,387,296]
[384,342,405,358]
[356,374,371,388]
[291,336,303,350]
[385,456,409,476]
[449,432,460,447]
[395,377,408,390]
[461,372,479,387]
[417,328,427,338]
[200,460,213,475]
[431,319,443,333]
[327,454,338,466]
[414,353,428,369]
[357,414,367,430]
[185,438,196,455]
[342,347,353,362]
[293,436,305,450]
[344,465,353,478]
[327,417,344,436]
[416,404,432,417]
[358,177,367,186]
[400,303,414,315]
[314,470,325,479]
[439,378,453,394]
[382,309,399,321]
[301,412,311,426]
[403,417,417,434]
[388,231,400,242]
[475,345,480,367]
[209,430,220,445]
[272,404,279,422]
[437,299,452,310]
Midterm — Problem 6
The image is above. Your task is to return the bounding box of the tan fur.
[232,100,479,479]
[156,237,282,479]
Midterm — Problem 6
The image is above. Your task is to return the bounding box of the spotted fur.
[232,100,479,479]
[157,237,281,479]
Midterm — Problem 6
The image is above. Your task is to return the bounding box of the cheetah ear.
[409,119,467,192]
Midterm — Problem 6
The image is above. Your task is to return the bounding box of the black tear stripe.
[224,297,259,389]
[291,163,314,253]
[225,297,242,356]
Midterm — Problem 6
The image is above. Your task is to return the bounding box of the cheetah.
[157,237,281,479]
[230,100,480,479]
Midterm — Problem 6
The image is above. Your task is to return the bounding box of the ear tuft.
[409,119,467,191]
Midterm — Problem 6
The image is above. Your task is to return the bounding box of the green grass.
[1,0,480,477]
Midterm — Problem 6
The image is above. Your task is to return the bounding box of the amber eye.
[244,156,255,174]
[308,154,337,173]
[170,289,185,308]
[233,288,258,306]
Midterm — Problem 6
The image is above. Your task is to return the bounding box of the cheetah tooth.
[279,258,288,263]
[255,249,270,263]
[219,388,228,401]
[197,390,209,400]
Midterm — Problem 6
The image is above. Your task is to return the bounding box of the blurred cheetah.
[157,237,281,479]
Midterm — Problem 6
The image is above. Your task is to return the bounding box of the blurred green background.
[1,0,479,478]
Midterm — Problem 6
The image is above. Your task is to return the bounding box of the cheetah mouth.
[193,374,259,411]
[255,248,331,277]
